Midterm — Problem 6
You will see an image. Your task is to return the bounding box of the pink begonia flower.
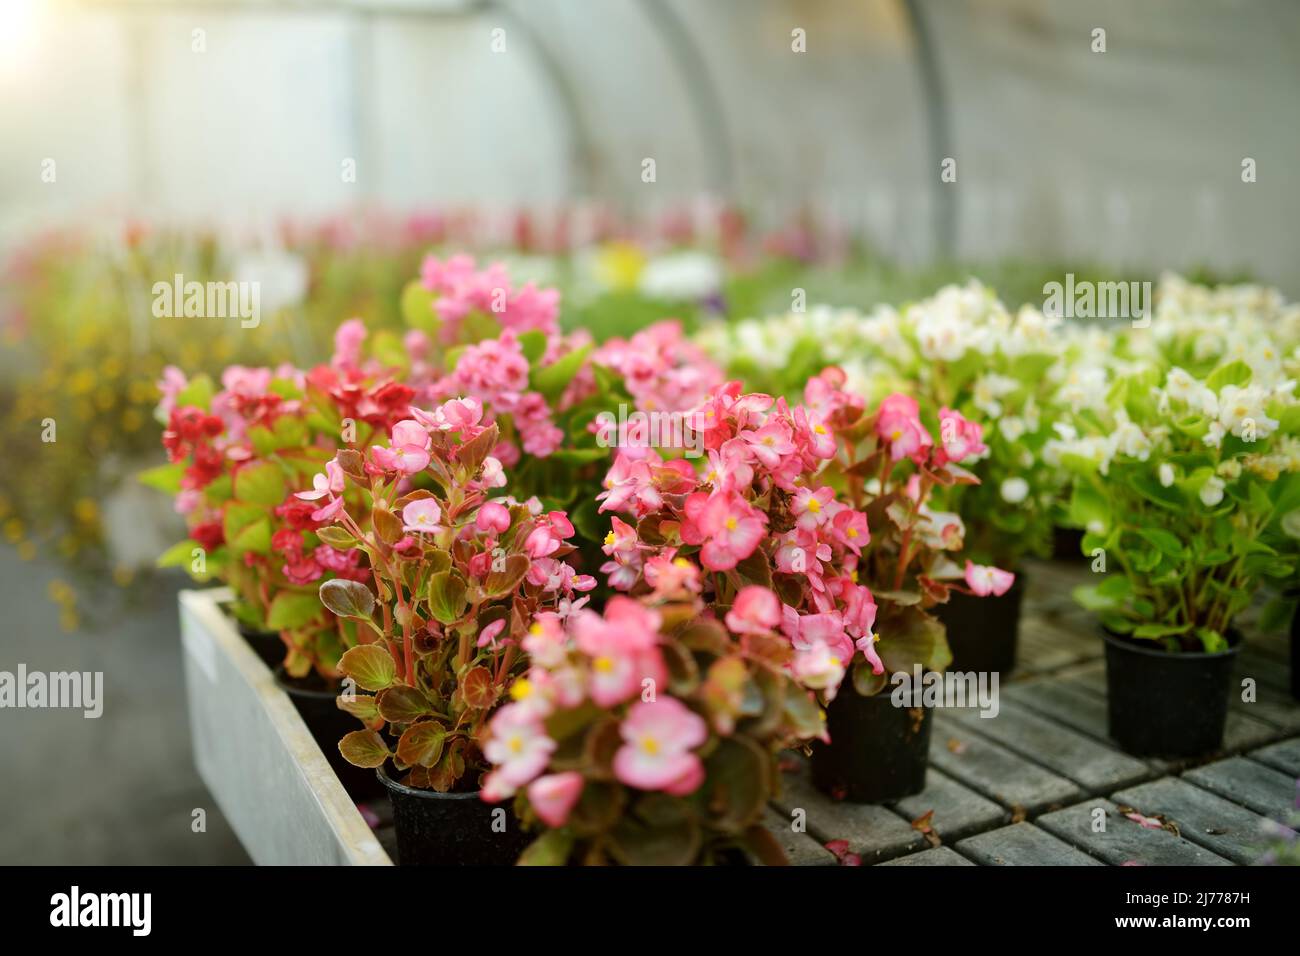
[476,501,512,534]
[410,396,484,434]
[524,510,575,558]
[642,551,701,598]
[597,453,662,516]
[791,485,836,530]
[296,458,345,501]
[876,392,933,463]
[521,614,568,669]
[391,419,431,451]
[702,442,754,493]
[572,598,665,707]
[528,772,585,828]
[480,455,507,488]
[964,561,1015,597]
[156,366,188,418]
[831,508,870,554]
[371,438,430,476]
[919,506,966,550]
[793,405,837,459]
[174,489,201,516]
[936,407,987,464]
[791,642,848,695]
[332,318,368,369]
[740,420,796,469]
[482,703,556,794]
[401,498,442,534]
[613,698,708,794]
[725,585,781,635]
[681,492,766,571]
[600,515,644,591]
[476,618,506,648]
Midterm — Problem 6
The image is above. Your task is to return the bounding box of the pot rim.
[376,764,485,800]
[1100,626,1242,661]
[273,664,342,701]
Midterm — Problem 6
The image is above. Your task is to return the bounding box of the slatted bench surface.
[765,558,1300,867]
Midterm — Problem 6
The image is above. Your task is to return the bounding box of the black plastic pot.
[377,766,531,866]
[809,690,932,803]
[933,573,1025,675]
[1102,629,1240,758]
[239,624,285,669]
[274,666,386,802]
[1051,525,1087,562]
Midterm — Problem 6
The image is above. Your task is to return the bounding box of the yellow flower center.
[641,736,660,756]
[529,622,543,636]
[594,656,614,673]
[508,735,524,754]
[510,678,533,701]
[604,531,616,547]
[725,517,738,531]
[673,558,691,569]
[807,498,821,513]
[847,527,857,538]
[814,425,827,435]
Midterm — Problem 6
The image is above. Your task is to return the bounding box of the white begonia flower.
[999,416,1026,442]
[1217,459,1242,479]
[1203,421,1226,448]
[972,373,1018,418]
[1158,463,1175,487]
[1110,418,1152,460]
[637,251,721,302]
[1217,384,1278,439]
[1199,475,1226,507]
[1000,477,1029,503]
[1281,510,1300,540]
[1164,367,1199,404]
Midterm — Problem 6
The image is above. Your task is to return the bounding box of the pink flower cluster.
[592,321,724,413]
[480,595,713,824]
[420,254,559,345]
[596,381,879,697]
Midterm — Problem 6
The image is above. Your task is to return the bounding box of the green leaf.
[1136,527,1183,558]
[1206,360,1251,391]
[376,685,434,723]
[174,374,215,411]
[156,539,200,569]
[222,501,266,546]
[266,591,325,631]
[138,461,186,494]
[1132,623,1191,639]
[229,518,271,556]
[878,605,951,673]
[337,693,380,722]
[316,526,360,550]
[400,280,438,334]
[339,730,390,769]
[518,329,548,364]
[530,344,592,403]
[427,570,468,625]
[318,578,375,620]
[338,644,397,692]
[482,554,530,599]
[517,829,573,866]
[396,721,446,768]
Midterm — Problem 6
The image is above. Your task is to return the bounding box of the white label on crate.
[182,623,218,683]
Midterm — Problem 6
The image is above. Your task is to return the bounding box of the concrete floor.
[0,544,249,864]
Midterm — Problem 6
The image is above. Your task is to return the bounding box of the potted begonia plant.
[1055,355,1300,757]
[695,284,1061,674]
[313,398,596,864]
[589,372,1006,803]
[479,583,826,865]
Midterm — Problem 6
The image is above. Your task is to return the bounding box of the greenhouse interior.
[1,0,1298,899]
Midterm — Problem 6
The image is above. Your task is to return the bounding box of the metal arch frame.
[633,0,735,196]
[900,0,956,260]
[71,0,598,200]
